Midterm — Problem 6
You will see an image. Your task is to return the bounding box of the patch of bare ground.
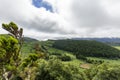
[80,63,91,69]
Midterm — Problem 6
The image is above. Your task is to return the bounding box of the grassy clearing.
[46,46,120,69]
[47,47,94,71]
[113,46,120,50]
[63,59,83,67]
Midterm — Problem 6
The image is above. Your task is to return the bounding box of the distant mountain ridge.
[1,34,120,46]
[72,38,120,46]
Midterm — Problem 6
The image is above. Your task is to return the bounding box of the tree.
[33,43,41,54]
[2,22,23,53]
[0,22,23,80]
[33,43,47,54]
[0,36,19,79]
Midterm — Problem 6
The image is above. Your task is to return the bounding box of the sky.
[0,0,120,40]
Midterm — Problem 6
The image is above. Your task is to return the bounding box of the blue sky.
[32,0,53,12]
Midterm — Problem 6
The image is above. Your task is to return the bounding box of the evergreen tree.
[0,22,23,79]
[2,22,23,53]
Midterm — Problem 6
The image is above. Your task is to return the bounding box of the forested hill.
[53,40,120,58]
[23,37,39,43]
[72,38,120,46]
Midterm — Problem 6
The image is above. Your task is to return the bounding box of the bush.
[76,55,87,60]
[59,55,72,61]
[86,59,104,64]
[51,52,62,56]
[84,63,120,80]
[11,76,23,80]
[35,59,84,80]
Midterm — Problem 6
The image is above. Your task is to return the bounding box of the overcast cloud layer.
[0,0,120,40]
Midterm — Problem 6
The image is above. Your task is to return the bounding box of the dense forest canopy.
[53,40,120,58]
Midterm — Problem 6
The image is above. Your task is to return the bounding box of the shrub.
[35,59,84,80]
[86,59,104,64]
[76,55,87,60]
[59,55,72,61]
[85,63,120,80]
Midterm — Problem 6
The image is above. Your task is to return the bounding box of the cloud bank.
[0,0,120,40]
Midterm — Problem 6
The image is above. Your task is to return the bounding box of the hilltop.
[72,37,120,46]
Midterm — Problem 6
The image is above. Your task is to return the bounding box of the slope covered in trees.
[53,40,120,58]
[72,38,120,46]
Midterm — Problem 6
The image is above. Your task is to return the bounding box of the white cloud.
[0,0,120,40]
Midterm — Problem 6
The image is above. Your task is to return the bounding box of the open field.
[114,46,120,50]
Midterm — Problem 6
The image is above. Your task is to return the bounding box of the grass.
[113,46,120,50]
[63,59,83,67]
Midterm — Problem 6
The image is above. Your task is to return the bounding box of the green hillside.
[23,37,38,43]
[1,34,120,80]
[53,40,120,58]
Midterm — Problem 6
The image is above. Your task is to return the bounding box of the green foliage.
[0,36,19,64]
[50,51,72,61]
[21,41,47,56]
[2,22,23,54]
[21,54,39,68]
[85,63,120,80]
[35,59,84,80]
[33,43,47,54]
[11,76,23,80]
[21,42,36,54]
[51,52,62,56]
[0,36,20,80]
[2,22,23,40]
[58,54,72,61]
[86,59,104,64]
[0,22,24,80]
[40,40,55,47]
[76,55,87,60]
[76,54,104,64]
[53,40,120,58]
